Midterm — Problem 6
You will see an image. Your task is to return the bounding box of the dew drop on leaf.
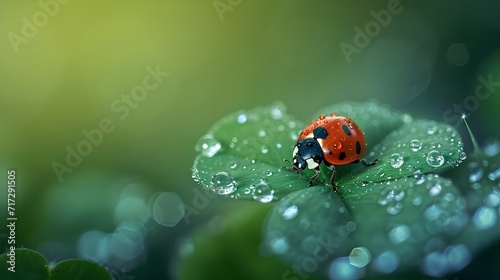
[253,180,274,203]
[195,134,221,158]
[459,151,467,161]
[280,205,299,220]
[426,150,445,167]
[210,172,237,195]
[410,139,422,152]
[349,247,371,268]
[427,181,442,196]
[268,232,289,255]
[388,153,404,168]
[236,114,247,123]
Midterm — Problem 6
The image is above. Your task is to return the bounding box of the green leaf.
[0,249,49,280]
[192,102,308,201]
[339,119,464,187]
[262,186,356,271]
[191,101,471,278]
[51,260,112,280]
[0,249,112,280]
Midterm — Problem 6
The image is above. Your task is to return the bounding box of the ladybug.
[285,113,378,190]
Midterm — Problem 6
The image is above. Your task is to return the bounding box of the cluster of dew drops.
[193,104,299,203]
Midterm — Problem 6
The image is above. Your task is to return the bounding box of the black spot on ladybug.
[338,152,346,161]
[356,141,361,154]
[313,127,328,139]
[342,125,351,136]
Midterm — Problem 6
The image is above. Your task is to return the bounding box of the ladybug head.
[291,138,324,171]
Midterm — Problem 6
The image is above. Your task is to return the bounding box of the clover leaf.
[191,101,475,278]
[0,248,113,280]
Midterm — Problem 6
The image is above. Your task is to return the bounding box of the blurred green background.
[1,0,500,279]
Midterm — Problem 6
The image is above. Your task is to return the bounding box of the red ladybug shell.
[297,113,366,165]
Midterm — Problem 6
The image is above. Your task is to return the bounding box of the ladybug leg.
[308,168,320,186]
[326,164,339,192]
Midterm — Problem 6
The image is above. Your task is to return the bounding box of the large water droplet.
[389,153,404,168]
[410,139,422,152]
[210,172,237,195]
[426,150,445,168]
[253,180,274,203]
[349,247,371,268]
[195,135,221,157]
[280,205,299,220]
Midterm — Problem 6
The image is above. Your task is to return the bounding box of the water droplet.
[459,152,467,161]
[473,206,497,230]
[401,114,413,124]
[488,168,500,181]
[229,162,238,169]
[373,251,399,274]
[389,153,404,168]
[261,147,268,154]
[280,205,299,220]
[427,182,442,196]
[210,172,237,195]
[426,150,445,168]
[264,170,273,177]
[468,168,484,183]
[388,224,411,244]
[412,194,423,205]
[427,126,438,135]
[268,233,289,255]
[414,171,426,185]
[276,143,282,149]
[236,114,247,123]
[253,180,274,203]
[394,190,405,201]
[485,190,500,207]
[378,189,395,206]
[387,203,403,215]
[270,106,284,119]
[349,247,371,268]
[195,135,221,157]
[258,129,267,137]
[483,139,500,157]
[410,139,422,152]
